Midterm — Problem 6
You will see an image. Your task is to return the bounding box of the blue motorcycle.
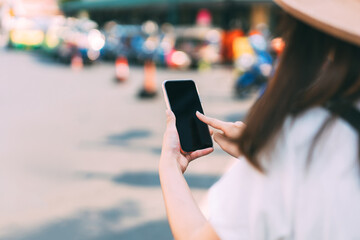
[234,34,273,99]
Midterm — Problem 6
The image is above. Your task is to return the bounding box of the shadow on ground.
[5,201,172,240]
[99,128,228,156]
[79,171,220,189]
[105,130,152,147]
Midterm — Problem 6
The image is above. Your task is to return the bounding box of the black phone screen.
[164,80,213,152]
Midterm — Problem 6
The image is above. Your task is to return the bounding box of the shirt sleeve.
[207,158,264,240]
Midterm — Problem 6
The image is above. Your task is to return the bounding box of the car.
[43,17,105,64]
[8,17,46,49]
[101,22,144,62]
[101,21,175,66]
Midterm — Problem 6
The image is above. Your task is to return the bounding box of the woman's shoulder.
[257,103,359,177]
[262,103,359,182]
[281,105,360,239]
[282,105,358,151]
[207,105,360,240]
[257,105,360,238]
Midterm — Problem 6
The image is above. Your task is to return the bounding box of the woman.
[159,0,360,239]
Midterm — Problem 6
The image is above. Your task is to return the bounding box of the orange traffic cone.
[138,60,157,98]
[115,56,130,82]
[71,54,83,71]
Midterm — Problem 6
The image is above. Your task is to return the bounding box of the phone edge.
[162,80,171,111]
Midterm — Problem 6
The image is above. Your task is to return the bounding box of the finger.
[209,128,214,136]
[213,132,226,145]
[224,121,245,138]
[187,147,214,161]
[234,121,245,127]
[166,110,177,131]
[163,110,179,145]
[162,122,180,154]
[196,111,228,131]
[213,133,241,158]
[213,132,235,150]
[166,109,176,124]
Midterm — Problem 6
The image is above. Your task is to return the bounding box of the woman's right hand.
[196,111,245,159]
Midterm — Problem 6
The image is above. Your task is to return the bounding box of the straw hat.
[274,0,360,46]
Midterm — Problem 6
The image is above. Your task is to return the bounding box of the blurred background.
[0,0,285,239]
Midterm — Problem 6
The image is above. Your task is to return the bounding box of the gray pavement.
[0,50,254,240]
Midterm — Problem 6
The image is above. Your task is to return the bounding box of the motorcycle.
[233,33,273,99]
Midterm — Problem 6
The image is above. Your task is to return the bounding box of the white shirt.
[208,106,360,240]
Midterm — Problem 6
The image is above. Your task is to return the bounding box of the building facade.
[60,0,279,32]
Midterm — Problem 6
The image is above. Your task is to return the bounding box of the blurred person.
[159,0,360,239]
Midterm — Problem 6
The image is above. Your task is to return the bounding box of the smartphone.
[162,80,213,153]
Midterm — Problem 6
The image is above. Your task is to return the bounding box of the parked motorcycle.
[233,33,273,99]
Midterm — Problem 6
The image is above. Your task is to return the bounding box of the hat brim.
[274,0,360,46]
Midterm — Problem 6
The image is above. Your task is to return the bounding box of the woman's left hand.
[160,110,214,174]
[159,110,219,240]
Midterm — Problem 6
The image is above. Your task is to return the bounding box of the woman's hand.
[160,110,213,173]
[196,111,245,159]
[159,110,219,240]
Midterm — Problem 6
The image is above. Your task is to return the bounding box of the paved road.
[0,50,254,240]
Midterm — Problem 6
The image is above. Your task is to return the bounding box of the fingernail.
[196,111,203,115]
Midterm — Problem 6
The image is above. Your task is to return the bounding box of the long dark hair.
[238,14,360,171]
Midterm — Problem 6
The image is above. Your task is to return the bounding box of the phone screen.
[164,80,213,152]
